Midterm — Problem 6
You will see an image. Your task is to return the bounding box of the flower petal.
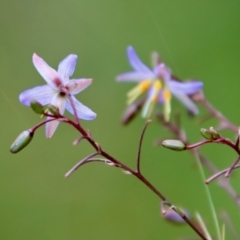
[66,96,96,120]
[127,46,154,76]
[67,78,92,95]
[116,72,154,82]
[172,92,199,115]
[58,54,78,81]
[168,80,203,95]
[19,85,55,106]
[32,53,62,89]
[153,63,171,81]
[45,94,66,138]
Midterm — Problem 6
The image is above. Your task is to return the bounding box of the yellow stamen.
[153,80,162,102]
[139,80,151,92]
[142,80,162,118]
[163,89,172,121]
[163,89,172,100]
[153,80,162,91]
[127,80,151,105]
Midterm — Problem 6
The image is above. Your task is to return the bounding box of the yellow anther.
[153,80,162,91]
[163,89,172,100]
[127,80,151,105]
[139,80,151,92]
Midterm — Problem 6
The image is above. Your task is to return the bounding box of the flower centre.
[59,86,69,97]
[59,91,66,97]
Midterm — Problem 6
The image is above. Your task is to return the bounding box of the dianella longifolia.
[10,46,240,240]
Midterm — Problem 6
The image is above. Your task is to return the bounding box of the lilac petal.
[153,63,171,81]
[32,53,62,90]
[127,46,154,76]
[58,54,78,81]
[67,78,92,95]
[172,92,199,114]
[117,72,154,82]
[168,80,203,95]
[45,94,66,138]
[66,96,96,120]
[19,85,55,106]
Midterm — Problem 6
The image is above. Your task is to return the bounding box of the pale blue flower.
[117,46,203,121]
[19,53,96,138]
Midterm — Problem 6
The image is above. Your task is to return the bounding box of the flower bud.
[10,130,34,153]
[209,127,220,139]
[163,208,187,224]
[45,104,60,116]
[162,139,186,151]
[30,100,44,114]
[121,98,145,125]
[161,201,190,225]
[200,128,212,140]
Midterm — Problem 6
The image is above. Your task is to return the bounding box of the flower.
[117,46,203,121]
[19,53,96,138]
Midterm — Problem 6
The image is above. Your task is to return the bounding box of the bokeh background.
[1,0,240,239]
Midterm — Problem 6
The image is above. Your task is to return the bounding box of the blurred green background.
[1,0,240,239]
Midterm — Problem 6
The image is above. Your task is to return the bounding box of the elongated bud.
[161,201,190,224]
[30,100,44,114]
[45,104,60,116]
[121,98,145,125]
[162,139,186,151]
[10,130,34,153]
[209,127,219,139]
[200,128,212,140]
[163,208,189,224]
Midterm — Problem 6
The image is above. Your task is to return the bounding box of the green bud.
[162,139,186,151]
[30,100,44,114]
[200,128,212,140]
[10,130,34,153]
[45,104,60,116]
[209,127,220,139]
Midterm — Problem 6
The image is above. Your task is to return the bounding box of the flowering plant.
[10,47,240,240]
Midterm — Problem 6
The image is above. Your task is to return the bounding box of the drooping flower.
[19,53,96,138]
[117,46,203,121]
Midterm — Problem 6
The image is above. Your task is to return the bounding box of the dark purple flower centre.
[59,91,66,97]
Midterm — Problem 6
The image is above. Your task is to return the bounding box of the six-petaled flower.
[117,46,203,121]
[19,54,96,138]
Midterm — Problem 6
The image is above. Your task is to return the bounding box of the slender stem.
[65,119,207,239]
[157,116,240,208]
[206,164,240,184]
[186,140,212,149]
[73,135,90,145]
[31,117,66,132]
[199,98,238,132]
[193,150,221,240]
[220,138,240,154]
[44,98,207,239]
[65,152,100,177]
[136,120,151,173]
[235,134,240,148]
[225,156,240,177]
[200,154,240,207]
